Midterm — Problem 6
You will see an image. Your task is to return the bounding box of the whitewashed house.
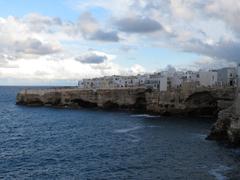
[217,67,236,87]
[198,70,218,87]
[78,80,84,88]
[168,71,185,89]
[136,74,150,87]
[79,79,95,89]
[145,73,168,91]
[185,71,199,83]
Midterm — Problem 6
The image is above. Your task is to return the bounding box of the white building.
[145,73,168,91]
[136,74,150,86]
[78,80,83,88]
[185,71,199,82]
[217,67,236,87]
[198,70,218,87]
[168,71,185,89]
[78,79,95,89]
[77,66,237,90]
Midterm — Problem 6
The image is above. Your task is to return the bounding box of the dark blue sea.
[0,86,239,179]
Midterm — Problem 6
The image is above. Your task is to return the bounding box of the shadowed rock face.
[102,101,119,109]
[185,92,218,117]
[207,94,240,147]
[71,99,98,108]
[207,107,232,142]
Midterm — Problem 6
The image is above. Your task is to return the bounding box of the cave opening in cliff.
[102,101,119,109]
[134,96,147,111]
[185,91,218,117]
[71,99,97,108]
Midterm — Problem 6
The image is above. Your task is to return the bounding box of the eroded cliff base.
[207,105,240,147]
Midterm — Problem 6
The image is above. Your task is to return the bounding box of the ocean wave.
[128,134,141,143]
[130,114,161,118]
[114,126,142,133]
[209,165,231,180]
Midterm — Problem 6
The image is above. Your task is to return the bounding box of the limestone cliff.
[207,92,240,147]
[16,88,147,110]
[16,87,240,146]
[16,88,234,115]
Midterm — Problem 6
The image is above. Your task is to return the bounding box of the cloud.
[204,0,240,35]
[2,0,240,85]
[115,16,162,33]
[0,53,147,84]
[77,12,120,42]
[0,55,18,68]
[119,45,138,52]
[183,39,240,63]
[23,13,62,33]
[129,64,145,74]
[75,53,108,64]
[0,15,63,59]
[14,38,61,55]
[190,56,236,71]
[81,0,240,63]
[77,12,99,37]
[89,30,120,42]
[0,59,10,68]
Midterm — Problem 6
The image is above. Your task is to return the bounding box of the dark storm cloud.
[89,30,120,42]
[14,38,61,55]
[75,53,108,64]
[184,39,240,63]
[115,17,162,33]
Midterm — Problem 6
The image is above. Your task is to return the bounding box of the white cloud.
[1,0,240,85]
[129,64,146,75]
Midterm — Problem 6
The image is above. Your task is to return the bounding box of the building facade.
[78,66,237,91]
[198,70,218,87]
[217,67,236,87]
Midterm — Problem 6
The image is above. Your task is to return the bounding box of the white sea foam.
[130,114,161,118]
[114,125,161,134]
[147,125,161,128]
[114,126,142,133]
[128,134,141,143]
[209,165,231,180]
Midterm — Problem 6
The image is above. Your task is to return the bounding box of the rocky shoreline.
[16,87,240,147]
[207,94,240,147]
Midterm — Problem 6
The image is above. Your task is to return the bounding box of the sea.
[0,86,239,180]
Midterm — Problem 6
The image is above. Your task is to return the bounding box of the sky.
[0,0,239,86]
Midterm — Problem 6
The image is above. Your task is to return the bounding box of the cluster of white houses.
[78,66,240,92]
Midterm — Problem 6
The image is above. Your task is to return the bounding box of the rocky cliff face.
[16,87,239,146]
[17,88,234,115]
[207,93,240,147]
[145,89,234,117]
[16,88,147,110]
